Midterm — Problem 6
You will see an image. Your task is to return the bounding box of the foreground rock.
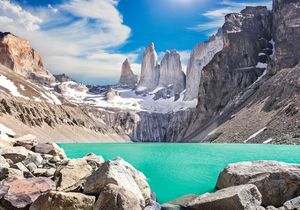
[216,161,300,207]
[54,158,93,191]
[0,146,28,163]
[94,183,142,210]
[30,191,95,210]
[0,177,54,209]
[84,157,151,208]
[187,184,262,210]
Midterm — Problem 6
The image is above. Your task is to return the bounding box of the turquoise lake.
[59,143,300,203]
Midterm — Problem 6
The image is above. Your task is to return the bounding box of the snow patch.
[244,127,267,143]
[263,138,273,144]
[0,75,29,99]
[0,123,16,139]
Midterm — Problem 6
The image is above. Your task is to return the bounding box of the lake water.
[59,143,300,203]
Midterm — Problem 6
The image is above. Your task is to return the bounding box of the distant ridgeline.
[0,0,300,144]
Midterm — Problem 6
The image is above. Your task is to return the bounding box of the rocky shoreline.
[0,133,299,210]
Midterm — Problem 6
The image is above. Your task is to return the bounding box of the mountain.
[0,32,55,85]
[118,59,138,88]
[180,0,300,144]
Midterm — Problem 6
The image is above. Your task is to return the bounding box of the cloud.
[0,0,42,31]
[189,0,272,33]
[0,0,138,85]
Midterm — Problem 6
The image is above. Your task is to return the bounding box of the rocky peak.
[270,0,300,74]
[0,32,55,85]
[158,50,185,94]
[184,30,223,101]
[136,42,159,93]
[54,73,74,83]
[119,58,138,88]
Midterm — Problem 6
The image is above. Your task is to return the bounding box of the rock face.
[182,6,273,141]
[187,184,262,210]
[84,158,151,208]
[216,161,300,207]
[119,59,138,88]
[158,50,186,94]
[54,73,74,83]
[30,191,95,210]
[136,42,159,93]
[0,32,55,85]
[184,30,223,101]
[270,0,300,74]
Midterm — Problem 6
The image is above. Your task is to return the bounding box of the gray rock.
[84,157,151,207]
[119,58,138,88]
[0,146,28,163]
[283,196,300,210]
[0,156,9,168]
[136,42,159,93]
[184,30,223,101]
[54,158,92,191]
[83,153,105,171]
[12,162,29,173]
[26,162,37,172]
[161,203,184,210]
[216,161,300,207]
[270,0,300,74]
[158,50,186,94]
[167,194,198,208]
[93,183,142,210]
[13,134,37,149]
[145,200,161,210]
[24,152,44,166]
[30,191,95,210]
[187,184,262,210]
[0,167,24,180]
[106,88,119,101]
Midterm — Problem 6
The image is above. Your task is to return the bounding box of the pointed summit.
[119,58,138,88]
[136,42,159,93]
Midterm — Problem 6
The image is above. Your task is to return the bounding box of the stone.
[0,177,54,209]
[119,58,138,88]
[184,30,223,101]
[26,162,37,172]
[12,162,29,173]
[54,158,92,191]
[93,184,142,210]
[283,196,300,210]
[216,161,300,207]
[161,203,183,210]
[32,168,47,176]
[0,146,28,163]
[84,158,151,207]
[167,194,198,208]
[0,32,55,85]
[158,50,186,94]
[0,167,23,180]
[145,200,161,210]
[0,155,9,168]
[187,184,262,210]
[136,42,160,93]
[29,191,95,210]
[13,134,38,150]
[83,153,105,171]
[266,207,278,210]
[33,143,66,160]
[23,152,44,166]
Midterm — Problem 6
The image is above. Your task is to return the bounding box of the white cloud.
[0,0,138,84]
[0,0,42,31]
[189,0,272,33]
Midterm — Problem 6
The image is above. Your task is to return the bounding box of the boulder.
[29,191,95,210]
[106,88,119,101]
[84,158,151,207]
[119,58,138,88]
[0,146,28,163]
[93,184,142,210]
[161,203,183,210]
[0,156,9,168]
[216,161,300,207]
[282,196,300,210]
[145,200,161,210]
[0,168,23,180]
[187,184,262,210]
[13,134,38,150]
[54,158,92,191]
[136,42,160,93]
[83,153,105,171]
[0,177,54,209]
[33,143,67,159]
[162,194,198,209]
[23,152,44,167]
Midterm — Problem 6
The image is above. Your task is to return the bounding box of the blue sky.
[0,0,271,85]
